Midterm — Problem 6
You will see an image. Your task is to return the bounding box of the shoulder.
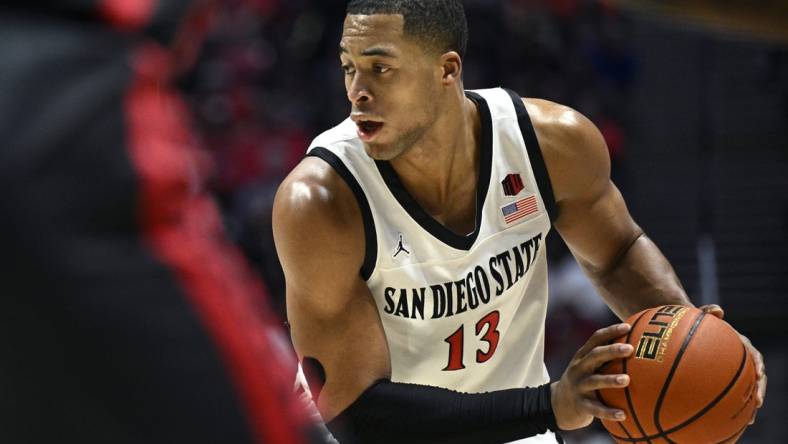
[275,156,354,222]
[273,155,366,274]
[275,117,363,235]
[521,98,611,204]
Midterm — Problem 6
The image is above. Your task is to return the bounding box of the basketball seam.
[653,311,706,444]
[662,342,748,438]
[622,310,654,444]
[617,421,634,440]
[594,391,634,440]
[715,420,750,444]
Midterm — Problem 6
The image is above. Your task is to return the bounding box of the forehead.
[340,14,408,55]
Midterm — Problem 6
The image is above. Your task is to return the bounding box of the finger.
[739,333,754,350]
[578,374,629,392]
[576,324,631,358]
[741,337,767,407]
[699,304,725,319]
[579,397,627,421]
[747,341,766,379]
[740,335,764,378]
[581,343,634,372]
[756,373,767,407]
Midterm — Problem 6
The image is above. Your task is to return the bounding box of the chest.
[409,181,479,237]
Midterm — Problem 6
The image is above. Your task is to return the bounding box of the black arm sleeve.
[326,380,560,444]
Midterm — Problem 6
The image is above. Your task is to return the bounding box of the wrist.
[548,381,564,430]
[524,383,559,432]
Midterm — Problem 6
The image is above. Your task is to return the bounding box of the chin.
[362,141,402,161]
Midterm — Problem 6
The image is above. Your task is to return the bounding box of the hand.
[294,363,324,423]
[550,323,633,430]
[699,304,767,425]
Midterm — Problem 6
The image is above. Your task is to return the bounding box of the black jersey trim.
[504,89,558,224]
[307,147,377,281]
[373,91,493,251]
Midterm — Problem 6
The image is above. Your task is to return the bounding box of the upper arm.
[524,99,642,277]
[272,157,390,421]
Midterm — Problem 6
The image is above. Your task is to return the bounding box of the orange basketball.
[596,305,758,443]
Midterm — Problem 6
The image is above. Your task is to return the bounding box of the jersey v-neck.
[374,91,493,251]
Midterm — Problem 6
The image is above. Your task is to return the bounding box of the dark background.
[182,1,787,442]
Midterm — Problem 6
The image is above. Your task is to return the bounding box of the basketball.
[597,305,758,443]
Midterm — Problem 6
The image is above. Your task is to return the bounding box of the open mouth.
[357,120,384,140]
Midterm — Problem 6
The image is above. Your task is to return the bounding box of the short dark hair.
[346,0,468,58]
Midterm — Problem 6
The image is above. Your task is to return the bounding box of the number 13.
[442,310,501,371]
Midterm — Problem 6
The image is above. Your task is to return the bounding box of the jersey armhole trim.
[306,147,377,281]
[503,88,559,224]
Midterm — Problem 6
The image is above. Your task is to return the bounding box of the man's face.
[340,14,441,160]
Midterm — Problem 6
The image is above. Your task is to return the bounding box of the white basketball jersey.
[307,88,559,443]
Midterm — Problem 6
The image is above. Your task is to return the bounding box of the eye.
[373,64,390,74]
[341,64,356,76]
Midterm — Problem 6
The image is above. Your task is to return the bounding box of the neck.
[389,87,482,220]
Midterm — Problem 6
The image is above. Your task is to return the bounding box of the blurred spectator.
[1,1,325,442]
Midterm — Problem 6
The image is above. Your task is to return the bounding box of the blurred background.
[180,0,787,442]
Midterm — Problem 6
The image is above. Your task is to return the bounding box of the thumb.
[699,304,725,319]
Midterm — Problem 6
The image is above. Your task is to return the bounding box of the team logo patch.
[393,233,411,258]
[501,194,539,225]
[501,173,524,196]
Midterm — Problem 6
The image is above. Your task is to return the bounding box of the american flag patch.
[501,194,539,225]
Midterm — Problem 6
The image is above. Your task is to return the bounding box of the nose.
[347,74,372,106]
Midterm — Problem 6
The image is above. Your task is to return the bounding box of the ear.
[439,51,462,86]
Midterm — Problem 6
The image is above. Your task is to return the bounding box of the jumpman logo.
[393,234,411,258]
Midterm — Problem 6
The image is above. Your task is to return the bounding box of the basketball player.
[273,1,767,443]
[0,2,324,443]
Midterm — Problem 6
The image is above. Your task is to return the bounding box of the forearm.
[585,233,692,320]
[326,380,557,444]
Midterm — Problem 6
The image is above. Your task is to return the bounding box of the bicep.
[555,180,642,276]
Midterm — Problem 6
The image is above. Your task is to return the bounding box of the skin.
[273,13,766,430]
